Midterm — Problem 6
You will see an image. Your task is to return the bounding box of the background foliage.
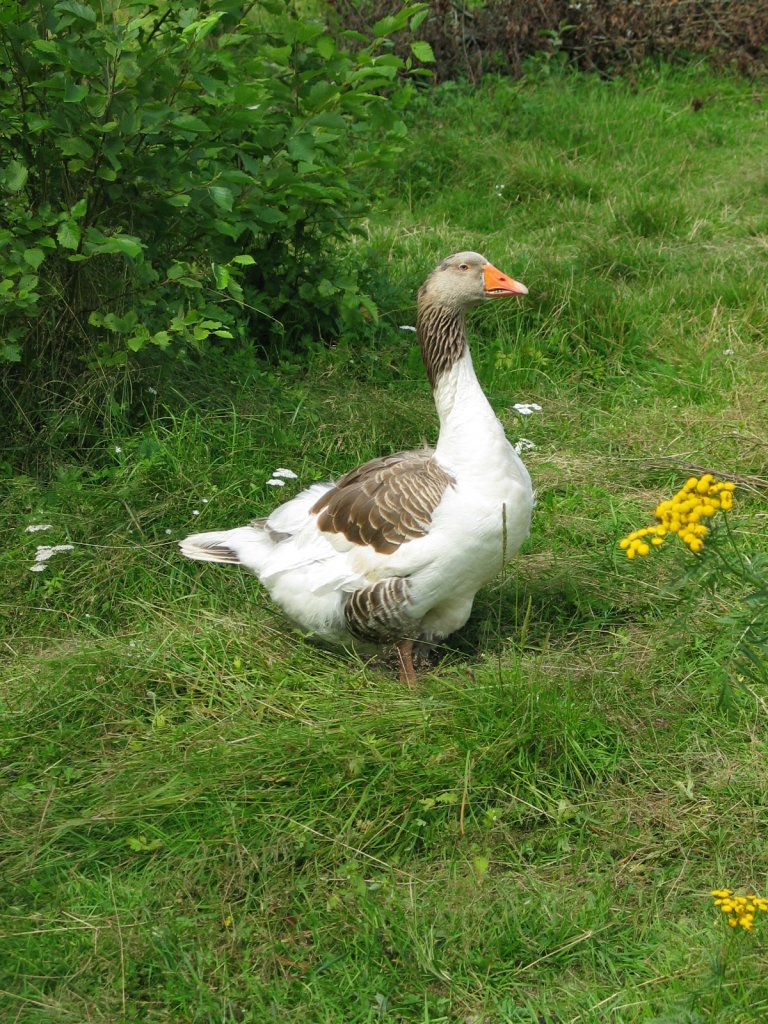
[329,0,768,81]
[0,0,428,394]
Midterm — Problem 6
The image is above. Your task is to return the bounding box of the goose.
[180,251,534,684]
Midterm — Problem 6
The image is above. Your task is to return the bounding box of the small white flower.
[165,528,172,535]
[25,524,53,533]
[147,386,158,394]
[272,468,298,480]
[34,544,74,562]
[399,325,417,332]
[114,446,122,454]
[29,544,74,571]
[723,348,734,356]
[192,509,200,516]
[266,478,286,487]
[513,402,542,416]
[202,497,209,503]
[513,438,536,454]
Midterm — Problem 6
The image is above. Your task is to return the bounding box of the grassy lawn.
[2,64,768,1022]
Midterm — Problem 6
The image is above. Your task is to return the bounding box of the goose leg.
[397,638,417,687]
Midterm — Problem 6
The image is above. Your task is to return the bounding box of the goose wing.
[310,449,456,555]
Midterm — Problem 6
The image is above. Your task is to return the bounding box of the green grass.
[2,64,768,1023]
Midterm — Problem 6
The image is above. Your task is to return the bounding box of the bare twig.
[638,457,768,492]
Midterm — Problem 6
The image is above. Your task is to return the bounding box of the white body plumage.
[181,349,533,643]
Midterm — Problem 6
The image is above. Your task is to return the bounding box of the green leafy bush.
[0,0,426,377]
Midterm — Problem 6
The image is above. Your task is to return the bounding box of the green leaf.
[126,328,149,352]
[208,186,234,212]
[56,0,97,23]
[100,311,138,333]
[108,235,143,260]
[173,114,208,133]
[260,44,291,65]
[226,276,243,302]
[4,160,28,192]
[410,40,435,63]
[212,219,243,240]
[410,8,429,31]
[87,232,143,259]
[18,274,39,292]
[165,194,191,208]
[253,207,287,225]
[57,221,81,250]
[151,330,171,349]
[317,278,337,297]
[472,855,490,880]
[306,82,340,112]
[213,264,230,290]
[64,81,89,104]
[70,198,88,219]
[434,791,457,805]
[372,14,402,38]
[287,135,314,165]
[181,12,223,41]
[0,342,22,362]
[23,249,45,270]
[59,137,94,159]
[231,254,256,266]
[315,36,336,59]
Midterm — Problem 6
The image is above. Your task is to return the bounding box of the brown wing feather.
[310,450,455,554]
[345,577,413,643]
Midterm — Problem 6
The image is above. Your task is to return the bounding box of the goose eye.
[458,264,469,271]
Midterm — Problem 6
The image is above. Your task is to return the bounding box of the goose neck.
[417,301,467,391]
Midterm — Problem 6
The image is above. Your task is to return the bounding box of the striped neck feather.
[416,300,468,390]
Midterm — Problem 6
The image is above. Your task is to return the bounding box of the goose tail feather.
[179,531,243,564]
[179,525,274,573]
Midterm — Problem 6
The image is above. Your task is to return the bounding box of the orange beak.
[483,263,528,298]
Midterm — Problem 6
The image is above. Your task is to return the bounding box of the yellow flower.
[696,475,713,494]
[711,888,768,931]
[619,475,735,559]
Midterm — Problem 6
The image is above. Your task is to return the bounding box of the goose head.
[419,251,528,312]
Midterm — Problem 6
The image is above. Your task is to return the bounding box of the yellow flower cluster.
[619,474,735,559]
[711,889,768,931]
